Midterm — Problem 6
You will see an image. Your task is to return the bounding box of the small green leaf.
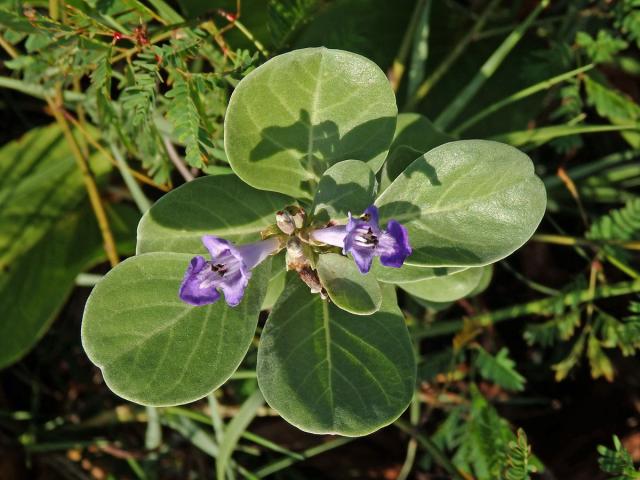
[376,140,546,267]
[257,280,415,436]
[311,160,377,224]
[316,253,382,315]
[224,47,397,199]
[82,253,270,406]
[399,266,488,302]
[137,174,292,255]
[475,346,526,392]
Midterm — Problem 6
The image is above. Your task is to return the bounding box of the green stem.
[397,339,421,480]
[234,20,269,57]
[49,0,60,21]
[416,278,640,339]
[532,233,640,251]
[434,0,549,130]
[254,438,354,478]
[110,145,152,214]
[490,123,640,147]
[543,149,639,189]
[0,76,84,103]
[394,419,466,480]
[453,64,593,135]
[389,0,429,92]
[403,0,500,111]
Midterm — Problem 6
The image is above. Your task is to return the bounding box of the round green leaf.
[82,253,270,406]
[137,174,292,255]
[469,264,494,296]
[372,261,467,284]
[376,140,546,267]
[316,253,382,315]
[257,280,415,436]
[311,160,377,224]
[224,47,397,199]
[379,113,453,192]
[399,266,488,302]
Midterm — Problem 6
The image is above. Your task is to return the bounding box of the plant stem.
[434,0,549,130]
[0,34,18,59]
[389,0,428,92]
[532,234,640,251]
[416,278,640,339]
[453,64,593,135]
[110,145,152,214]
[46,94,119,267]
[395,419,466,480]
[254,437,354,478]
[543,149,639,189]
[403,0,500,111]
[0,76,84,103]
[397,338,421,480]
[64,112,169,191]
[233,20,268,57]
[162,136,195,182]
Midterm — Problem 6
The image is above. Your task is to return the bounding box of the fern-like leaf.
[504,429,535,480]
[588,198,640,262]
[598,435,640,479]
[165,76,208,169]
[475,346,526,392]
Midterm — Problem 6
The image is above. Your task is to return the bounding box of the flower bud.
[276,210,296,235]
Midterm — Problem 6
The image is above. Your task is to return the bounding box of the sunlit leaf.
[225,47,397,199]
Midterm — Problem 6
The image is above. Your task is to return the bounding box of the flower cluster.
[179,205,411,307]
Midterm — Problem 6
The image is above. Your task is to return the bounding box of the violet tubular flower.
[179,235,280,307]
[311,205,412,274]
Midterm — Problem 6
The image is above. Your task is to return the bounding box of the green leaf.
[316,253,382,315]
[379,113,453,192]
[0,205,137,369]
[311,160,377,224]
[257,281,415,436]
[224,47,397,199]
[373,262,466,284]
[504,429,534,480]
[598,435,640,480]
[216,389,264,480]
[475,346,526,392]
[376,140,546,267]
[399,266,488,302]
[0,124,111,269]
[137,174,293,255]
[469,264,494,296]
[261,252,287,310]
[82,253,270,406]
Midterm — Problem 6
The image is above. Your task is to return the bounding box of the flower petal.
[236,237,280,269]
[379,220,412,268]
[179,256,222,306]
[219,271,249,307]
[310,225,347,248]
[202,235,235,258]
[350,247,375,274]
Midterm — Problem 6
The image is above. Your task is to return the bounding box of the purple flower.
[179,235,280,307]
[311,205,411,274]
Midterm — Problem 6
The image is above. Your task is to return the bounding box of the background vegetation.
[1,0,640,478]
